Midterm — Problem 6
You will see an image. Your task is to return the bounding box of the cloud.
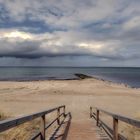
[0,0,140,66]
[0,29,123,59]
[0,0,116,28]
[123,16,140,34]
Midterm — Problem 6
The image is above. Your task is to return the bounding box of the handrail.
[90,107,140,140]
[0,105,66,140]
[96,107,140,128]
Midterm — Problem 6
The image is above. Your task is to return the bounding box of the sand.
[0,78,140,139]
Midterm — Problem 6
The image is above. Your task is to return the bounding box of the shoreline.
[0,73,138,89]
[0,73,140,139]
[0,75,140,117]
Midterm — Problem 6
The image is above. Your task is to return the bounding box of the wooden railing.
[0,105,70,140]
[90,107,140,140]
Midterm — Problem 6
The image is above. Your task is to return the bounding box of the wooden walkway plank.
[66,120,100,140]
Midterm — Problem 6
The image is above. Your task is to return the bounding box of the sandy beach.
[0,77,140,139]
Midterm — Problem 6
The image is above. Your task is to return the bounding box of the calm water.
[0,67,140,88]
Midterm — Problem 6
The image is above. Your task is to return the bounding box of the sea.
[0,67,140,88]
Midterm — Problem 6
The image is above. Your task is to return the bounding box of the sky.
[0,0,140,67]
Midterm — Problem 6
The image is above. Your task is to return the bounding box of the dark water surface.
[0,67,140,88]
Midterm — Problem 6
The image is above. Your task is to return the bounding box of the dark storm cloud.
[0,0,140,66]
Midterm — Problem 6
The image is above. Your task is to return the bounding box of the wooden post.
[63,106,66,117]
[90,107,92,118]
[57,108,60,125]
[96,110,99,126]
[113,118,119,140]
[40,115,45,140]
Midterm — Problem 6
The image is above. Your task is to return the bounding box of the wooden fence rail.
[90,107,140,140]
[0,105,67,140]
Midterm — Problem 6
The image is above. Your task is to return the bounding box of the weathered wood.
[40,115,45,140]
[95,107,140,128]
[31,132,41,140]
[90,107,92,118]
[57,108,60,125]
[91,107,140,140]
[63,106,66,117]
[99,118,113,139]
[113,118,118,140]
[91,108,127,140]
[96,110,99,126]
[31,113,65,140]
[45,113,64,130]
[0,105,65,133]
[49,113,71,139]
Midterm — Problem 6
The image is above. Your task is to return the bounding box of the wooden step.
[66,120,99,140]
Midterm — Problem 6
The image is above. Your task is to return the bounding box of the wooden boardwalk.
[66,120,100,140]
[49,118,109,140]
[1,105,140,140]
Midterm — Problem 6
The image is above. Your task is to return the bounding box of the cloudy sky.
[0,0,140,67]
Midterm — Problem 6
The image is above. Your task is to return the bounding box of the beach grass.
[0,111,41,140]
[120,124,140,140]
[6,120,40,140]
[120,115,140,140]
[0,111,8,121]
